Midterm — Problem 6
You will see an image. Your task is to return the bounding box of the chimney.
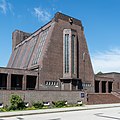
[12,30,31,51]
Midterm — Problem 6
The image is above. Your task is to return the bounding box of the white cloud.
[8,2,14,15]
[0,0,14,15]
[0,0,7,14]
[91,48,120,73]
[33,7,51,22]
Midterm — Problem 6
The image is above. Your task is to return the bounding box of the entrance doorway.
[26,76,37,90]
[95,81,99,93]
[102,81,106,93]
[11,74,23,90]
[0,73,7,90]
[108,82,113,93]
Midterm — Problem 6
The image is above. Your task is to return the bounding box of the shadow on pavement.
[49,118,61,120]
[94,113,120,120]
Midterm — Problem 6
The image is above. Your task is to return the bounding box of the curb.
[1,104,120,118]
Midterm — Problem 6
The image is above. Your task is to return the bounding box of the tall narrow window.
[72,35,75,74]
[63,29,77,78]
[32,27,49,65]
[24,36,37,68]
[117,82,119,89]
[65,34,69,73]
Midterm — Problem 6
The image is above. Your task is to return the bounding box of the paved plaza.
[1,104,120,120]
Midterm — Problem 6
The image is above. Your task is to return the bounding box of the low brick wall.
[87,93,120,104]
[0,90,86,106]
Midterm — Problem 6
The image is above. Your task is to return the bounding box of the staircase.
[111,92,120,99]
[87,93,120,105]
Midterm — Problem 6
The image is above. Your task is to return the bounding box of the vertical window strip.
[24,36,37,68]
[65,34,69,73]
[72,35,75,74]
[64,35,67,73]
[66,34,69,73]
[32,28,49,65]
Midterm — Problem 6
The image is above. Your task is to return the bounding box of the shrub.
[0,108,7,112]
[53,101,66,108]
[9,94,25,110]
[25,106,36,110]
[32,102,44,109]
[42,106,49,109]
[0,105,9,112]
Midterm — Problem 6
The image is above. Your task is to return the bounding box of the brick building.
[0,12,94,92]
[0,12,120,104]
[95,72,120,93]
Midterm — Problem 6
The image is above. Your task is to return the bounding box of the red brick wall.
[87,93,120,104]
[0,90,86,106]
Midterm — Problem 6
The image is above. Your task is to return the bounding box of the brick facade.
[4,12,95,93]
[1,12,120,105]
[0,90,86,106]
[95,72,120,93]
[87,93,120,104]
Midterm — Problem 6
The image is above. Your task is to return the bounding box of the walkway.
[0,103,120,118]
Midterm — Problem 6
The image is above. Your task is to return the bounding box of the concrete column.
[76,81,78,90]
[99,81,102,93]
[61,82,64,90]
[70,80,72,90]
[7,73,11,90]
[106,81,108,93]
[111,82,113,92]
[22,75,26,90]
[35,76,39,90]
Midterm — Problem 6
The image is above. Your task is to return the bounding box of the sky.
[0,0,120,73]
